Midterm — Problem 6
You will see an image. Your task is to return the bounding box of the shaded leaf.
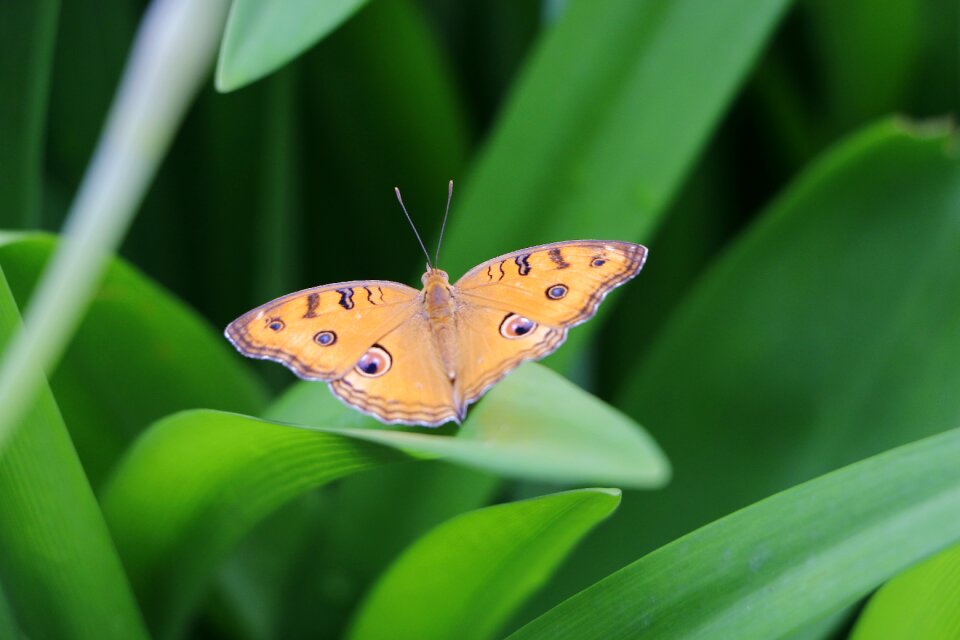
[0,0,59,228]
[217,0,371,91]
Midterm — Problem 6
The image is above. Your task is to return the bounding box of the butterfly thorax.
[421,269,458,380]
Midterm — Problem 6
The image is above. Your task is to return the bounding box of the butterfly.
[225,183,647,426]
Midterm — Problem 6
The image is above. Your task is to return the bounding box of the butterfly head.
[421,267,450,287]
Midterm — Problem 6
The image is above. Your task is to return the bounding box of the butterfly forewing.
[454,240,647,328]
[225,280,419,381]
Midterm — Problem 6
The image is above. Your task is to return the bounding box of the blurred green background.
[1,0,960,639]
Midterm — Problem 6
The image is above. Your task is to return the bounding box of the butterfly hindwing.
[454,240,647,328]
[225,280,419,381]
[330,311,459,426]
[453,304,567,409]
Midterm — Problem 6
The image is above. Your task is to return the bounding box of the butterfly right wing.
[225,280,419,381]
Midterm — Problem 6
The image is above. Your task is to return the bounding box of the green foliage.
[1,0,958,637]
[852,543,960,639]
[349,489,621,640]
[509,427,960,639]
[0,268,148,639]
[217,0,372,92]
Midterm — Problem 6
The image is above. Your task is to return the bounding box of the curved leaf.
[349,488,621,640]
[851,542,960,639]
[0,268,148,639]
[101,411,407,639]
[217,0,370,91]
[0,232,268,486]
[509,427,960,639]
[268,363,669,488]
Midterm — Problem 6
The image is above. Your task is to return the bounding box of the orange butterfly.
[226,183,647,426]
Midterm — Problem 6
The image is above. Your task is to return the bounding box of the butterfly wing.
[454,240,647,327]
[452,240,647,407]
[225,280,419,381]
[329,311,460,426]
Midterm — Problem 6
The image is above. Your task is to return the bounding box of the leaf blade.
[349,489,621,640]
[216,0,371,91]
[509,427,960,639]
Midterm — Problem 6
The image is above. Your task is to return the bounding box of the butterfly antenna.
[434,179,453,268]
[395,187,433,269]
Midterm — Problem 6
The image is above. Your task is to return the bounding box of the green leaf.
[851,542,960,639]
[216,0,371,92]
[0,267,148,640]
[267,363,669,488]
[349,488,621,640]
[509,427,960,640]
[101,362,666,637]
[0,233,268,487]
[100,411,408,639]
[441,0,792,366]
[0,0,59,228]
[535,119,960,610]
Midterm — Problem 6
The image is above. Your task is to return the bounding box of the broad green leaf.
[851,542,960,639]
[101,411,408,639]
[532,119,960,613]
[442,0,792,367]
[102,362,665,637]
[0,0,59,228]
[216,0,371,91]
[0,233,268,487]
[267,363,668,488]
[509,427,960,640]
[349,488,621,640]
[0,267,148,640]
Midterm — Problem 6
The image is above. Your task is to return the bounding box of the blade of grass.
[348,489,621,640]
[509,427,960,639]
[441,0,792,368]
[0,232,268,487]
[0,0,230,456]
[851,542,960,639]
[0,267,148,639]
[0,0,59,228]
[216,0,371,92]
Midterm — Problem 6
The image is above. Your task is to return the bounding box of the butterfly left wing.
[225,280,419,381]
[452,240,647,408]
[329,310,460,426]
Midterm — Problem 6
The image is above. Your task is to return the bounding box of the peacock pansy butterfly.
[225,182,647,426]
